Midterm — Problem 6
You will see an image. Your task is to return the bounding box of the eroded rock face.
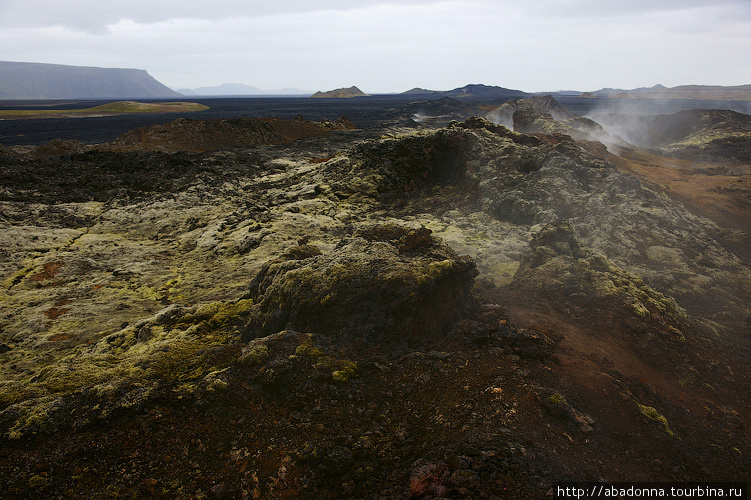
[244,224,478,350]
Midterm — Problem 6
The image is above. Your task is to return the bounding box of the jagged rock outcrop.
[512,109,609,142]
[379,97,482,127]
[485,95,576,129]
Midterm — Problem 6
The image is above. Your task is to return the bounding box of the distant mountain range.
[570,84,751,100]
[0,61,181,99]
[1,61,748,102]
[177,83,313,96]
[401,84,528,101]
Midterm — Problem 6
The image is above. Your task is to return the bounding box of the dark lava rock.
[243,223,478,350]
[348,128,475,192]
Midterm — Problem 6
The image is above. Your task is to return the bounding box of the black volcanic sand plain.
[2,95,750,146]
[0,98,749,499]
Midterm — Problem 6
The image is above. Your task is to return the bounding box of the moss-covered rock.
[243,224,478,349]
[514,220,690,327]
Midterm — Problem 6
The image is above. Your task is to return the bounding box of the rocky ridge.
[0,112,748,497]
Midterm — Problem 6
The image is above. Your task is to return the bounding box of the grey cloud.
[526,0,749,18]
[0,0,441,33]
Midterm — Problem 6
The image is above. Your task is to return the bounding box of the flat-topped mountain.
[311,86,368,98]
[0,61,181,99]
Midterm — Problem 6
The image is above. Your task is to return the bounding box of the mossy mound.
[0,298,253,439]
[243,224,478,350]
[512,220,692,347]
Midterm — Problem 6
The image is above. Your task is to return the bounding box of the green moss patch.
[637,403,674,437]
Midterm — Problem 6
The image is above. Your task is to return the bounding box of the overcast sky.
[1,0,749,93]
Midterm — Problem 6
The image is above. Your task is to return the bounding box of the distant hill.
[0,61,182,99]
[401,84,527,101]
[401,87,443,95]
[178,83,312,96]
[580,84,751,101]
[311,86,368,98]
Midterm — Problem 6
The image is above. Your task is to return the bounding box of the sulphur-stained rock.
[243,224,478,348]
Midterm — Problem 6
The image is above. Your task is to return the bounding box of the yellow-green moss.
[0,381,44,409]
[6,297,250,407]
[331,360,358,382]
[172,298,253,331]
[637,403,674,437]
[631,301,650,319]
[207,298,254,328]
[27,474,50,489]
[239,344,269,366]
[295,335,325,358]
[547,393,565,404]
[7,396,57,440]
[4,264,36,289]
[425,259,456,280]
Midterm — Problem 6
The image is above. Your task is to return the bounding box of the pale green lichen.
[1,296,254,438]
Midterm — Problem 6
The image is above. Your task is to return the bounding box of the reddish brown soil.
[580,141,750,248]
[486,285,750,484]
[29,260,64,283]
